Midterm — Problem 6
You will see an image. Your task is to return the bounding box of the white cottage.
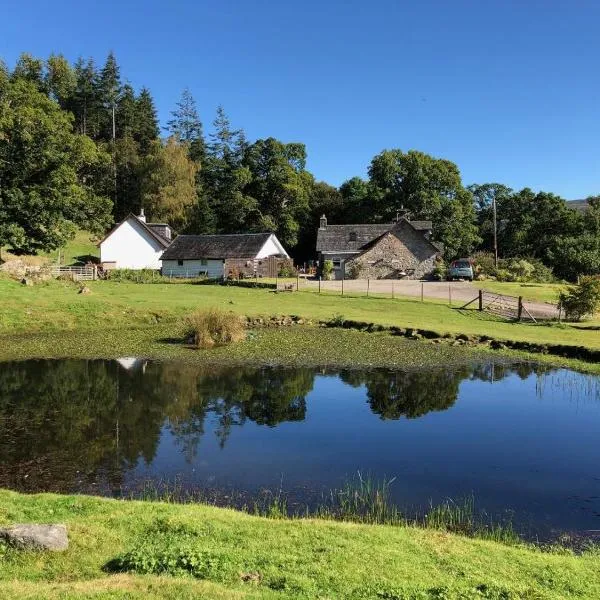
[160,232,289,279]
[99,211,173,270]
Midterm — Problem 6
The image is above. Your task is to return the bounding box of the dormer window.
[349,232,357,242]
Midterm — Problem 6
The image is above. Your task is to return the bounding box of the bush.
[508,259,535,281]
[183,308,246,348]
[431,260,446,281]
[322,260,334,281]
[105,268,164,283]
[278,263,297,278]
[472,252,496,278]
[347,262,362,280]
[558,277,600,321]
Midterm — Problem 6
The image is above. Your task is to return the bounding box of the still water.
[1,358,599,537]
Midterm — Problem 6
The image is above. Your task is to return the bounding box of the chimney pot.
[138,208,146,223]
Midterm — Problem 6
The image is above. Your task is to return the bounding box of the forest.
[1,52,599,279]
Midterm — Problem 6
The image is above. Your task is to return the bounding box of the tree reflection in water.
[0,359,545,494]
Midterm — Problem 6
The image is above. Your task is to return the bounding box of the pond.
[1,358,599,539]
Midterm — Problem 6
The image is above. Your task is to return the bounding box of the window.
[333,260,341,268]
[349,231,357,242]
[177,260,184,266]
[200,259,208,266]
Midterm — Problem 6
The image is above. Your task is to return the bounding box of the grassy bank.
[1,490,599,599]
[1,278,599,350]
[1,231,98,266]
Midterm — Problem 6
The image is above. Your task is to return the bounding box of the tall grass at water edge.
[131,473,519,545]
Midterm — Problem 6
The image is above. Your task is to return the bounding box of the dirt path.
[298,279,559,319]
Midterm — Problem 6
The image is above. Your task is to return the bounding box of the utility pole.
[493,195,498,267]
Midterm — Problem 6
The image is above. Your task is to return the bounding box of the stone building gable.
[346,222,438,280]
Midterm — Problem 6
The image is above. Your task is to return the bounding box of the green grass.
[479,281,566,305]
[1,490,600,599]
[1,278,598,350]
[1,230,98,266]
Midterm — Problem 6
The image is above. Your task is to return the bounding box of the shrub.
[322,260,334,281]
[105,269,164,283]
[472,252,496,277]
[347,262,362,280]
[508,259,535,281]
[558,277,600,321]
[431,260,446,281]
[278,262,297,278]
[183,308,246,348]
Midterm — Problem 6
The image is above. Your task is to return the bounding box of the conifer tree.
[98,51,121,142]
[134,87,159,154]
[166,88,205,161]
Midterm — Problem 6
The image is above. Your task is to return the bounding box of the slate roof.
[161,233,275,260]
[316,219,433,253]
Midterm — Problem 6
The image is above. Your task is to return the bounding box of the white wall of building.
[256,234,289,259]
[161,259,224,279]
[100,218,165,269]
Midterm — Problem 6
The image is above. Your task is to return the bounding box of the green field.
[1,231,99,266]
[1,490,599,599]
[0,278,598,350]
[478,281,565,305]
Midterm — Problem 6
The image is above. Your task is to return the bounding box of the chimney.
[319,214,327,229]
[138,208,146,223]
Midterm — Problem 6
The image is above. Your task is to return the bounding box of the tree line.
[1,51,598,279]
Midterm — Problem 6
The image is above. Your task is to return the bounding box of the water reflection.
[1,358,600,536]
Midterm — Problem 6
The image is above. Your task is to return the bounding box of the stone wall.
[345,223,438,280]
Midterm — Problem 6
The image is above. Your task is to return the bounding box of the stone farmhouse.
[315,215,442,280]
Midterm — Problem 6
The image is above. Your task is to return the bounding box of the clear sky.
[2,0,599,198]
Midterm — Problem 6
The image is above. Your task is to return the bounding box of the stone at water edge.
[0,524,69,551]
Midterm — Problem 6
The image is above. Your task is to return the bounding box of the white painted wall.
[100,218,165,269]
[162,259,224,279]
[256,234,289,258]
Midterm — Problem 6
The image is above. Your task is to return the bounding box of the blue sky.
[2,0,599,198]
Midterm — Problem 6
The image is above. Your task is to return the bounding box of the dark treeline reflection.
[0,359,544,493]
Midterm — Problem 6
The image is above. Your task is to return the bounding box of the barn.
[160,232,290,279]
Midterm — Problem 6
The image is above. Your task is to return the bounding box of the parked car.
[448,259,474,281]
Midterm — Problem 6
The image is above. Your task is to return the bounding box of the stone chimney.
[319,214,327,229]
[138,208,146,223]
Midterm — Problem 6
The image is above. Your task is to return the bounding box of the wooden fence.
[51,266,97,281]
[460,289,538,322]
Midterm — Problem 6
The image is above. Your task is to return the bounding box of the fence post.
[319,276,321,294]
[448,283,452,306]
[421,282,424,302]
[478,289,483,311]
[367,278,370,297]
[297,274,300,291]
[276,274,279,290]
[392,281,394,299]
[517,296,523,321]
[341,277,344,297]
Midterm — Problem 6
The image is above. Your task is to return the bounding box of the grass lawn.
[1,490,599,599]
[1,278,598,350]
[479,281,566,305]
[0,231,98,267]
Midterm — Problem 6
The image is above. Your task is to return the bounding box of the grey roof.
[161,233,275,260]
[316,219,433,253]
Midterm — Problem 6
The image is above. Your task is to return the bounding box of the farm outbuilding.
[160,232,290,279]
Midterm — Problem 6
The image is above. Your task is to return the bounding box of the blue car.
[448,259,474,281]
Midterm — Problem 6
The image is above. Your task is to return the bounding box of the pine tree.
[116,84,137,138]
[208,105,244,162]
[134,87,159,155]
[166,88,205,162]
[72,58,99,137]
[98,51,121,142]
